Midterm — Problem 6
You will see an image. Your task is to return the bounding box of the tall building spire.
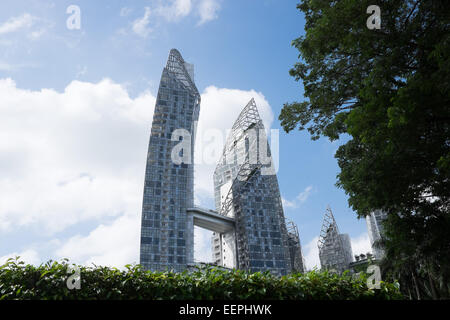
[318,206,353,273]
[140,49,200,272]
[165,49,199,95]
[140,52,304,275]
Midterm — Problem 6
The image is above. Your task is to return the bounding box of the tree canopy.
[280,0,450,298]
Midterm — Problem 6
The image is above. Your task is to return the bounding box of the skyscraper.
[140,49,200,272]
[366,210,387,260]
[318,206,353,273]
[212,99,294,275]
[140,51,304,275]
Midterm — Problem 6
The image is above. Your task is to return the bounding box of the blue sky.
[0,0,371,269]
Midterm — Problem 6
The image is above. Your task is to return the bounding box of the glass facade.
[286,219,306,273]
[140,49,200,272]
[318,207,353,273]
[212,99,295,275]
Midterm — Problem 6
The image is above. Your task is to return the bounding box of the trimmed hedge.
[0,258,403,300]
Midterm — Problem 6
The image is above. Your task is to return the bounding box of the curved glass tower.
[140,49,200,272]
[212,99,293,275]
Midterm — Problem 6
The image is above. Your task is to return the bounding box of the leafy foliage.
[280,0,450,299]
[0,258,402,300]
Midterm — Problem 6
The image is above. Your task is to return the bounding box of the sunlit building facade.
[366,210,388,260]
[140,50,305,275]
[140,49,200,272]
[286,218,306,273]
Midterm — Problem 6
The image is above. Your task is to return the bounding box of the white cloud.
[132,7,152,37]
[126,0,220,36]
[55,214,140,268]
[28,28,46,40]
[0,62,34,72]
[194,227,213,262]
[194,85,274,198]
[46,84,273,267]
[120,7,133,17]
[197,0,221,25]
[0,78,155,235]
[281,197,296,209]
[76,65,88,78]
[282,185,315,209]
[0,13,34,35]
[297,185,313,203]
[0,249,40,266]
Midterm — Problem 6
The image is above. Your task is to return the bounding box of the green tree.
[280,0,450,298]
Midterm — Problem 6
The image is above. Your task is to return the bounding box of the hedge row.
[0,258,403,300]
